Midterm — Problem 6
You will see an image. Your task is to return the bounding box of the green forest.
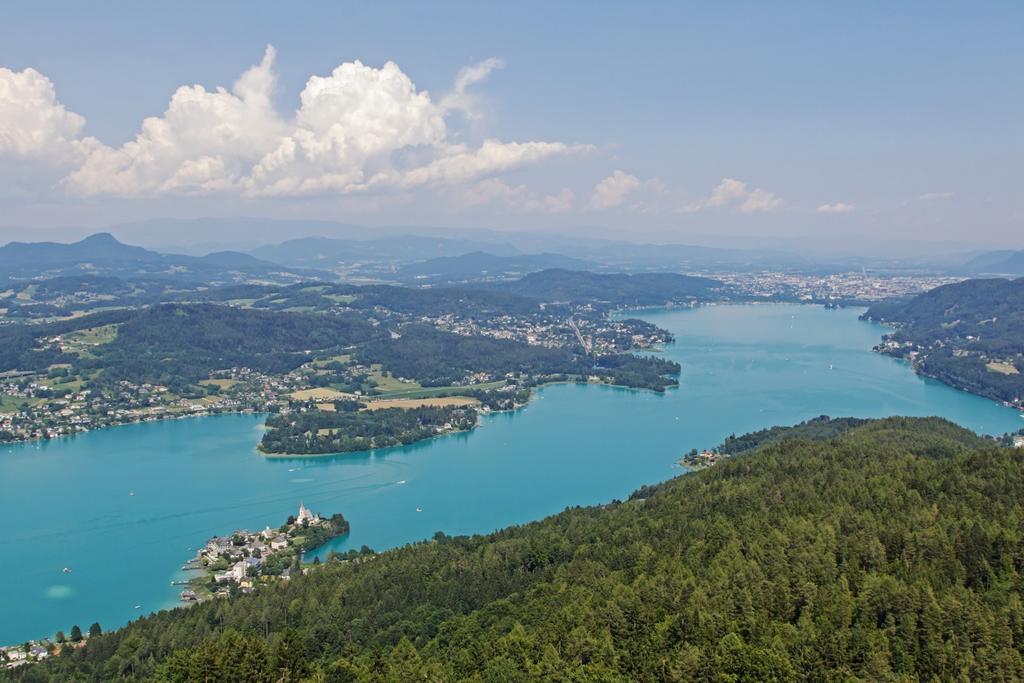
[14,416,1024,682]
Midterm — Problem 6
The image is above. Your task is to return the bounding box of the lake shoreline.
[4,304,1023,647]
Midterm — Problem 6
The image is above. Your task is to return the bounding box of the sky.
[0,1,1021,250]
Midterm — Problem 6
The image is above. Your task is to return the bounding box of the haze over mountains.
[0,233,331,284]
[0,226,1021,291]
[961,250,1024,276]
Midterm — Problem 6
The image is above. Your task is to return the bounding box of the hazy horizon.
[2,2,1021,252]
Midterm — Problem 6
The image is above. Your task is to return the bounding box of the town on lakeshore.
[0,503,352,671]
[181,503,350,602]
[0,259,987,453]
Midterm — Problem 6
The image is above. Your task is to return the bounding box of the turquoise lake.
[1,304,1022,645]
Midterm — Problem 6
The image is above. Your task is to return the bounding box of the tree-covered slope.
[862,278,1024,406]
[18,417,1024,682]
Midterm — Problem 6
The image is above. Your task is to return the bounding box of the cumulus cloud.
[918,191,953,201]
[682,177,783,213]
[1,47,582,199]
[816,202,854,213]
[67,46,286,196]
[0,66,98,165]
[454,178,574,213]
[588,170,641,209]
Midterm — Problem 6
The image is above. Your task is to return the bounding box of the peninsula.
[180,503,349,602]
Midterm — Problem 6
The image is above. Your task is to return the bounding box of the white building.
[296,501,320,524]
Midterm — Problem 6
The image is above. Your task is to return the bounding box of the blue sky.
[0,1,1020,249]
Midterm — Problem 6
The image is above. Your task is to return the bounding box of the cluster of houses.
[0,367,298,445]
[431,311,670,354]
[680,449,727,470]
[1,642,51,670]
[183,503,326,601]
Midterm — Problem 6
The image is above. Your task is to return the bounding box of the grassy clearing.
[375,380,507,400]
[324,294,356,304]
[200,378,240,390]
[312,354,351,367]
[50,377,85,392]
[62,324,119,358]
[364,397,480,411]
[368,364,421,393]
[986,361,1020,375]
[0,395,41,412]
[70,324,119,344]
[290,387,354,401]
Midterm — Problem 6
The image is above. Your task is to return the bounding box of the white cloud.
[0,66,98,165]
[1,47,582,199]
[816,202,855,213]
[918,192,953,201]
[440,58,504,119]
[454,178,574,213]
[682,178,783,213]
[67,46,286,196]
[377,139,580,192]
[588,170,641,209]
[738,188,783,213]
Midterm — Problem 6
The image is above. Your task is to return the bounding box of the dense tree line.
[716,415,871,455]
[593,353,681,392]
[17,416,1024,681]
[260,403,478,454]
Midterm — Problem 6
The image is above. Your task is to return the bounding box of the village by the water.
[1,502,351,670]
[178,501,350,602]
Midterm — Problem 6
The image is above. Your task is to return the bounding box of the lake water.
[1,304,1021,644]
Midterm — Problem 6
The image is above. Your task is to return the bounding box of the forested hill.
[484,268,725,305]
[21,417,1024,682]
[0,304,381,390]
[862,277,1024,406]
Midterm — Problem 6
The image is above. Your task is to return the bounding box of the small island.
[180,503,348,601]
[258,399,481,455]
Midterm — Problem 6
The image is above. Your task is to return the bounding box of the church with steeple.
[296,501,320,525]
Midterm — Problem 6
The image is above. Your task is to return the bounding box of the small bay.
[0,304,1020,645]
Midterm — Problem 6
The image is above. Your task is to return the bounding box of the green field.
[0,395,43,412]
[374,379,507,399]
[312,354,352,368]
[62,324,119,358]
[366,364,420,393]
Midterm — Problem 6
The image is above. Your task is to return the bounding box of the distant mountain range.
[250,235,519,270]
[395,251,596,284]
[959,250,1024,276]
[0,233,332,284]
